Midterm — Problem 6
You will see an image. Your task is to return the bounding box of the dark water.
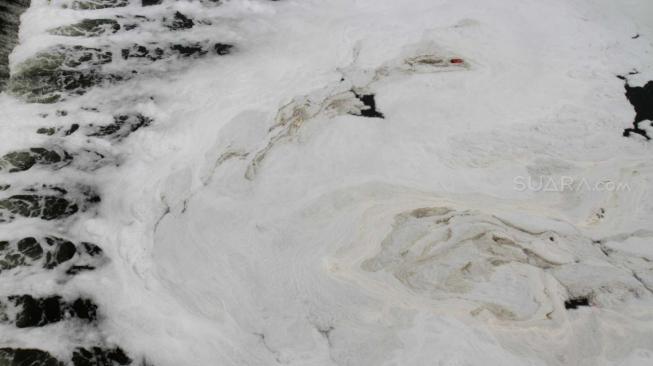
[0,0,237,363]
[0,0,30,91]
[351,92,385,118]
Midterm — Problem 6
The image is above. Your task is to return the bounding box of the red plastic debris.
[450,58,464,64]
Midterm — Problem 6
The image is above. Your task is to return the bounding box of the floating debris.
[564,297,590,310]
[621,79,653,140]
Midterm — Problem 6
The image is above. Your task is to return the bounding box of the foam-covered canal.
[1,0,652,365]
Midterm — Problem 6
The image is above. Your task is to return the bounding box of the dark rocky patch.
[0,236,107,274]
[36,127,57,136]
[17,237,43,260]
[164,12,194,31]
[8,45,116,103]
[0,195,78,222]
[69,298,98,322]
[620,79,653,140]
[142,0,162,6]
[0,236,48,276]
[121,41,233,62]
[0,0,31,91]
[0,347,137,366]
[49,19,121,37]
[66,124,81,135]
[214,43,233,55]
[116,14,152,31]
[1,147,73,172]
[0,348,64,366]
[1,295,98,328]
[43,237,78,269]
[7,295,66,327]
[87,113,153,140]
[36,113,154,142]
[170,43,208,57]
[69,0,129,10]
[0,185,99,222]
[37,124,80,137]
[351,92,384,118]
[564,297,590,309]
[67,242,105,274]
[80,242,103,256]
[66,265,95,275]
[5,39,234,101]
[121,44,164,62]
[72,347,131,366]
[1,145,113,172]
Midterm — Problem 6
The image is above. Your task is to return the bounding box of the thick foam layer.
[1,0,652,365]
